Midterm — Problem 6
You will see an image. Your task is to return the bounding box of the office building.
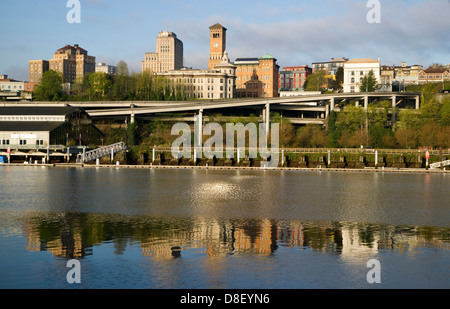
[142,31,184,73]
[159,52,236,99]
[343,58,381,93]
[234,54,279,98]
[28,60,50,84]
[29,44,95,84]
[95,63,117,75]
[279,66,312,91]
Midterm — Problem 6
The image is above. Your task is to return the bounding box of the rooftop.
[209,23,227,30]
[347,58,380,63]
[0,106,79,116]
[423,67,449,73]
[259,53,276,60]
[0,121,64,132]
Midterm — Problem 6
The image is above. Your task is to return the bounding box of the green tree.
[359,70,379,92]
[439,97,450,126]
[33,70,67,101]
[304,70,327,91]
[88,72,112,100]
[334,67,344,91]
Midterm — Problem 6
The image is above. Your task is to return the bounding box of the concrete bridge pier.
[364,95,369,110]
[130,104,135,124]
[391,95,397,108]
[265,102,270,134]
[415,95,420,109]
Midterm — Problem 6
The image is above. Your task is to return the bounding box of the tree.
[439,97,450,126]
[88,72,112,100]
[335,67,344,91]
[112,60,132,100]
[304,70,327,91]
[116,60,129,76]
[395,127,418,149]
[33,70,67,101]
[359,70,379,92]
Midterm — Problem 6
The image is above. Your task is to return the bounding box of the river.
[0,166,448,289]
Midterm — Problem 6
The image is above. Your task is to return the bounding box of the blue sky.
[0,0,449,81]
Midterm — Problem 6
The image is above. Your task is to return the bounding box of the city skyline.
[1,0,449,82]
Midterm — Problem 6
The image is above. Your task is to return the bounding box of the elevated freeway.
[4,92,421,126]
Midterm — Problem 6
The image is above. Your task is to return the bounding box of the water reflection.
[13,211,450,260]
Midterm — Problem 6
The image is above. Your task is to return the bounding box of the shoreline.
[2,162,449,174]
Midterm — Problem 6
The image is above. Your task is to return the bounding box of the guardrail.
[430,160,450,169]
[145,147,450,156]
[76,142,127,163]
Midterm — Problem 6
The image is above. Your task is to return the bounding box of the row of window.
[419,75,449,79]
[0,116,65,121]
[0,84,24,90]
[1,139,45,146]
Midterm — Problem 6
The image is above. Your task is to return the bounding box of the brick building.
[234,54,279,98]
[279,65,312,91]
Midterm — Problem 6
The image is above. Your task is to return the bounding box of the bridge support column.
[415,95,420,109]
[364,95,369,110]
[391,96,396,108]
[265,103,270,134]
[355,100,359,107]
[330,97,335,111]
[130,104,135,124]
[194,109,203,160]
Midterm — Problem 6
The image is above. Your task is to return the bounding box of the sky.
[0,0,449,81]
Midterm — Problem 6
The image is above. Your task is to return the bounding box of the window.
[19,140,27,145]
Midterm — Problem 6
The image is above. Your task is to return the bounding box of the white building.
[0,79,25,92]
[343,58,381,93]
[95,63,117,75]
[158,53,236,99]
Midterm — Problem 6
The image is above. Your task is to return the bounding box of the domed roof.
[259,53,276,60]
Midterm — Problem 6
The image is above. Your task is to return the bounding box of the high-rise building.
[234,54,280,98]
[208,23,227,69]
[28,60,49,84]
[50,44,95,83]
[142,31,184,73]
[29,44,95,84]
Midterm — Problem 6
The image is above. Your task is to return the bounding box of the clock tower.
[208,23,227,69]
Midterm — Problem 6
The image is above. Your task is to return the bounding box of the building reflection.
[20,212,449,261]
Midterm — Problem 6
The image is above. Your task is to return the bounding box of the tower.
[208,23,227,69]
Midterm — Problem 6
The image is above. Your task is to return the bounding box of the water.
[0,166,449,289]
